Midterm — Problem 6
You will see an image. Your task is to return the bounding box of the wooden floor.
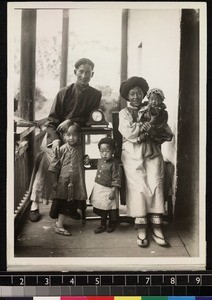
[15,203,190,260]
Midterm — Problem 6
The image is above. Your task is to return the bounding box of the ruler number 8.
[170,277,175,285]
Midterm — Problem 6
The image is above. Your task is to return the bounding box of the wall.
[127,9,181,207]
[128,9,181,164]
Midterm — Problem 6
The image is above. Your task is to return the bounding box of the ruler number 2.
[19,277,24,286]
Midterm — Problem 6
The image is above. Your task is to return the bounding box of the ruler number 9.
[196,277,201,285]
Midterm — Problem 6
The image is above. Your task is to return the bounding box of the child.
[138,88,173,159]
[90,137,122,234]
[48,123,88,236]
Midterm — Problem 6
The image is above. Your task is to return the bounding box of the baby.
[138,88,173,158]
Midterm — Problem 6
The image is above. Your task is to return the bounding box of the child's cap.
[74,58,95,70]
[147,88,165,101]
[98,137,116,150]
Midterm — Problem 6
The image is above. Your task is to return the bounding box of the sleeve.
[46,89,67,143]
[48,156,61,174]
[148,111,173,144]
[89,158,98,169]
[152,123,173,144]
[118,109,140,143]
[90,90,102,111]
[111,161,122,188]
[83,90,102,125]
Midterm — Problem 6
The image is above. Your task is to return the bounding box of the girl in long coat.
[48,123,87,235]
[118,77,173,248]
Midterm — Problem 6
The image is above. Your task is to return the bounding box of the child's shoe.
[107,223,116,233]
[94,225,107,234]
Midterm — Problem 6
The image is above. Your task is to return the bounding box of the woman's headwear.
[98,137,116,150]
[120,76,149,101]
[147,88,165,101]
[74,58,95,70]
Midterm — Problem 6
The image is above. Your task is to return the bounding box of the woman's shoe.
[152,232,170,247]
[137,236,149,248]
[54,225,72,236]
[94,226,107,234]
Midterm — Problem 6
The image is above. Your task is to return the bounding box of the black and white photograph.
[7,1,207,271]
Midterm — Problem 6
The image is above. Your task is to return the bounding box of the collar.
[66,143,79,151]
[74,83,89,92]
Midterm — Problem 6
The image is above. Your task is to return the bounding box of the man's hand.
[53,182,57,191]
[52,140,61,158]
[57,119,71,133]
[109,187,117,200]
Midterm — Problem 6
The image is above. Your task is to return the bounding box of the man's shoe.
[29,209,40,222]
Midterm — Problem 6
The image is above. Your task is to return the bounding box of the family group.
[28,58,173,248]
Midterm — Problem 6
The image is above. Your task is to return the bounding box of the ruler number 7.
[145,277,150,284]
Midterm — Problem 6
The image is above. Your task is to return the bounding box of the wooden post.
[175,10,199,245]
[19,9,37,171]
[60,9,69,88]
[19,10,36,121]
[119,9,128,110]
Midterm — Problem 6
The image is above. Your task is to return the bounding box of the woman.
[118,77,173,248]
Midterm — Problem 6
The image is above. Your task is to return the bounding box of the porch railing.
[14,118,47,220]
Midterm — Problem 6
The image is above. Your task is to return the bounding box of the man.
[29,58,102,222]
